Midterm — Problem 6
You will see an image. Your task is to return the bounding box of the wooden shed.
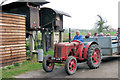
[0,12,26,66]
[39,7,71,51]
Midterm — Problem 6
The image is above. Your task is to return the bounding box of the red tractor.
[42,30,102,75]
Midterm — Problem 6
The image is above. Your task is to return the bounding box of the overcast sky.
[42,0,119,30]
[2,0,120,29]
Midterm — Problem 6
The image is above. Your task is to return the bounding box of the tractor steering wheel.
[71,40,82,44]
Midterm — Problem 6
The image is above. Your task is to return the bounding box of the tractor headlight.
[51,57,55,60]
[56,58,61,61]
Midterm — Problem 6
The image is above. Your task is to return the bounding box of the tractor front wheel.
[65,56,77,75]
[42,55,54,72]
[87,44,102,69]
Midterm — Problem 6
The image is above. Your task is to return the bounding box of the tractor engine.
[54,42,79,60]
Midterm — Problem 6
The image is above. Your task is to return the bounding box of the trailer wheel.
[65,56,77,75]
[87,44,102,69]
[42,55,54,72]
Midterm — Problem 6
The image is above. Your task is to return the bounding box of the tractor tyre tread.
[87,44,102,69]
[65,56,77,75]
[42,55,54,72]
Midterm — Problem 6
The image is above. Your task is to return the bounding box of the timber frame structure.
[1,0,71,66]
[1,0,49,66]
[2,0,71,52]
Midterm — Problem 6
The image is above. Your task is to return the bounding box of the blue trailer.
[83,36,119,56]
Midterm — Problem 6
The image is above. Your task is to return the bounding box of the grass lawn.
[103,31,115,36]
[1,50,63,79]
[2,61,43,78]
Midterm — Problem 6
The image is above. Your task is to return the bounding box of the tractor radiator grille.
[55,46,62,57]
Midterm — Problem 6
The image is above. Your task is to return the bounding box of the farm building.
[0,0,71,66]
[0,0,49,66]
[0,13,26,66]
[39,7,71,51]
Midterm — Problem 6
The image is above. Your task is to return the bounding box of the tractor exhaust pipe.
[69,28,71,43]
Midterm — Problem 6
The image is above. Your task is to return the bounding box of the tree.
[96,15,109,33]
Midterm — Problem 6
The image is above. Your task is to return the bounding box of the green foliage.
[102,31,115,36]
[1,59,63,78]
[22,61,30,65]
[2,67,7,70]
[63,39,68,42]
[96,15,110,33]
[26,39,30,50]
[43,50,54,57]
[13,63,20,67]
[6,65,14,69]
[26,39,31,58]
[26,50,30,58]
[2,61,42,78]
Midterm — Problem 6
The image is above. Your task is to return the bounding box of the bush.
[26,40,30,50]
[14,63,20,67]
[26,50,30,58]
[6,65,14,69]
[43,50,54,57]
[63,39,68,42]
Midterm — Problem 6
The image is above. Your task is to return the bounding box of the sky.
[1,0,120,30]
[42,0,119,30]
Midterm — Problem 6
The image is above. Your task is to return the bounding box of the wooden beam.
[0,17,25,22]
[0,26,25,30]
[0,23,25,27]
[0,13,25,20]
[0,13,26,66]
[42,32,46,51]
[0,19,25,25]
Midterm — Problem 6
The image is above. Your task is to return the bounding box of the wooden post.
[29,6,39,57]
[51,21,54,49]
[30,31,35,56]
[59,31,62,42]
[51,32,54,49]
[42,32,46,51]
[59,15,63,42]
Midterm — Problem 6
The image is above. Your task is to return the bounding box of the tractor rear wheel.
[87,44,102,69]
[65,56,77,75]
[42,55,54,72]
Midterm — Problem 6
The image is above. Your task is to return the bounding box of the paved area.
[13,56,119,78]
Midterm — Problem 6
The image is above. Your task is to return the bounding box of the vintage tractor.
[42,29,102,75]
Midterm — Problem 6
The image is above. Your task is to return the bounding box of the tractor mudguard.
[83,41,99,59]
